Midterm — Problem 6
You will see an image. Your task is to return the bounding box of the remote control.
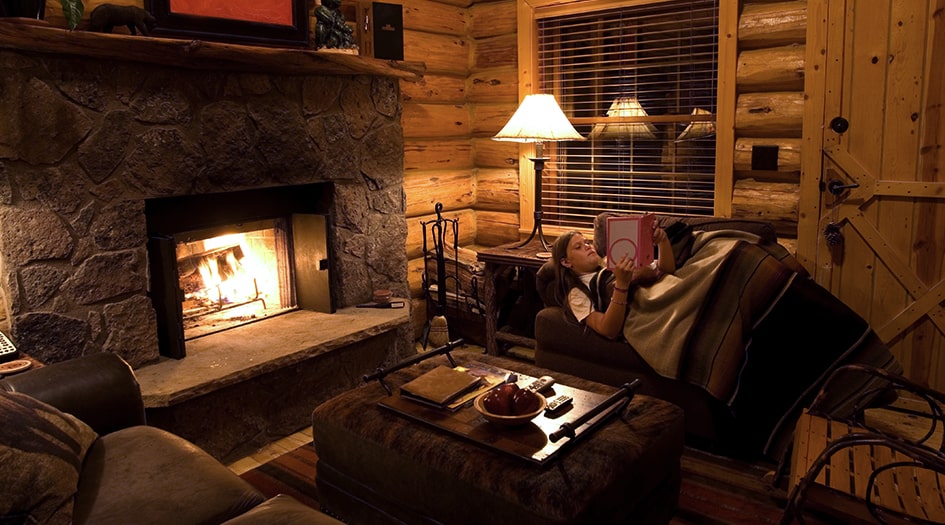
[545,395,573,414]
[0,331,19,363]
[525,375,555,393]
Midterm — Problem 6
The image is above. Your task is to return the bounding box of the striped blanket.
[624,229,900,457]
[624,230,796,403]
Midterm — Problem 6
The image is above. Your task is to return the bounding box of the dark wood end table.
[476,240,550,356]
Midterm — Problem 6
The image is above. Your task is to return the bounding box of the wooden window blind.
[536,0,719,228]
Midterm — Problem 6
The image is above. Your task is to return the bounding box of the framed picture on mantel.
[145,0,309,47]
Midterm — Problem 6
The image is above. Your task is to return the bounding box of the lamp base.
[513,211,552,250]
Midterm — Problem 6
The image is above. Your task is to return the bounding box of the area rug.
[239,442,829,524]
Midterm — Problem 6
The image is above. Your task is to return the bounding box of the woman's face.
[561,233,600,273]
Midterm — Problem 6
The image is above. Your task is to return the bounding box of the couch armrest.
[0,352,145,434]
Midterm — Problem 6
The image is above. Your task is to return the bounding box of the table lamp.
[493,94,584,250]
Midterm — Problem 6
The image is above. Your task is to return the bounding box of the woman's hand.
[610,253,635,290]
[653,226,668,245]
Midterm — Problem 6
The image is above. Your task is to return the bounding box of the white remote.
[0,331,19,363]
[525,375,555,393]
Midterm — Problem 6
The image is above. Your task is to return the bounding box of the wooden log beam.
[732,179,799,236]
[473,137,519,169]
[405,139,474,171]
[476,168,519,212]
[405,170,475,217]
[737,45,805,92]
[403,0,466,36]
[474,210,519,246]
[467,66,518,103]
[739,1,807,50]
[401,74,466,104]
[402,102,471,139]
[735,92,805,138]
[469,0,516,39]
[472,33,517,70]
[404,29,468,74]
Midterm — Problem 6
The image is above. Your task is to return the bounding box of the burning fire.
[177,228,291,338]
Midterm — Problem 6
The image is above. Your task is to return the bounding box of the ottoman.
[311,353,685,525]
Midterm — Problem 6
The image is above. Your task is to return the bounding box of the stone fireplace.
[0,41,410,365]
[0,27,419,460]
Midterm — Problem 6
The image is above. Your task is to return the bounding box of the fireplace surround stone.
[0,29,420,460]
[0,44,410,367]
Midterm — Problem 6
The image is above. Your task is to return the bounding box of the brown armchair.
[1,353,339,525]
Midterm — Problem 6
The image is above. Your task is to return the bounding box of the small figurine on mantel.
[314,0,358,51]
[88,4,156,36]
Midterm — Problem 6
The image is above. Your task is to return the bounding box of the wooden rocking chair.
[782,364,945,525]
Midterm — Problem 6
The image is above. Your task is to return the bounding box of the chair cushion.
[0,390,98,524]
[221,494,342,525]
[73,425,266,525]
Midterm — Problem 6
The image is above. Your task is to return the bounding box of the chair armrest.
[812,363,945,450]
[0,352,146,434]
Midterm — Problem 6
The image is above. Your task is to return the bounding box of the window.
[529,0,720,229]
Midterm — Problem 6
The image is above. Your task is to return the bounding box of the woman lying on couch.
[549,225,675,340]
[534,213,901,462]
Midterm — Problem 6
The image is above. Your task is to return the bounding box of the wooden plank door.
[798,0,945,387]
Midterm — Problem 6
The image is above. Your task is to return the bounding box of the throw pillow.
[0,391,98,525]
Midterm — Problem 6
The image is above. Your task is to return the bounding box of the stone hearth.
[0,27,419,460]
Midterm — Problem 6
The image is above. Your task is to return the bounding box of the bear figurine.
[88,4,157,36]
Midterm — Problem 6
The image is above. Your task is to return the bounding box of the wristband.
[613,285,629,293]
[610,296,628,306]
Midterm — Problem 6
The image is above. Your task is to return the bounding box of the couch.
[0,352,339,525]
[534,214,901,461]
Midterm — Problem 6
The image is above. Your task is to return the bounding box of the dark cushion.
[0,390,98,524]
[73,426,266,525]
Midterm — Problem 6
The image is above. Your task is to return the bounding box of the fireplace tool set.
[420,203,485,350]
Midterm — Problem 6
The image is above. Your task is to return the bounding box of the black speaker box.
[371,2,403,60]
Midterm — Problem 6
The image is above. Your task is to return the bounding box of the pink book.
[606,214,655,269]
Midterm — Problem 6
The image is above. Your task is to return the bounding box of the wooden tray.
[378,366,628,465]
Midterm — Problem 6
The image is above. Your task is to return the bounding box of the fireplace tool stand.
[420,203,455,349]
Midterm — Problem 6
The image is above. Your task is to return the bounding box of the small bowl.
[474,392,546,427]
[372,289,392,303]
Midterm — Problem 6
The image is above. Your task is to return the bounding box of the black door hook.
[826,179,860,195]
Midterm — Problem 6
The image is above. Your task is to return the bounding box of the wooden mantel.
[0,19,425,81]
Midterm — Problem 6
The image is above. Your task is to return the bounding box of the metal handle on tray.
[363,338,465,395]
[549,378,641,443]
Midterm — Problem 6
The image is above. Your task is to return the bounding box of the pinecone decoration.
[824,223,843,247]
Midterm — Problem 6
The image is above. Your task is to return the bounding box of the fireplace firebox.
[146,184,334,358]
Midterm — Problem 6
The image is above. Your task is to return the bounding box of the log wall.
[38,0,814,341]
[733,1,808,243]
[397,0,520,339]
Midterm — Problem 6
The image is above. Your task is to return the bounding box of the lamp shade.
[675,107,716,141]
[493,94,585,143]
[589,96,658,140]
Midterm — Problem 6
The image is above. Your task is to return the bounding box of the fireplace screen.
[176,219,296,340]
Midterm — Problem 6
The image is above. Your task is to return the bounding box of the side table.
[477,240,550,356]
